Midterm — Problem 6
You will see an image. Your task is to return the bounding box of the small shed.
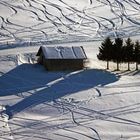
[36,46,87,71]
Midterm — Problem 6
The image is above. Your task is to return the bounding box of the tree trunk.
[136,62,138,70]
[107,61,109,70]
[117,62,119,71]
[128,62,130,71]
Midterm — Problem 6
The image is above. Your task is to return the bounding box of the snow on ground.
[1,0,140,140]
[1,42,140,140]
[0,0,140,47]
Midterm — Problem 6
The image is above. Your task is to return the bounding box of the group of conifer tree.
[97,37,140,70]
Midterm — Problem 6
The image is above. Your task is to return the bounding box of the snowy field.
[0,0,140,46]
[1,0,140,140]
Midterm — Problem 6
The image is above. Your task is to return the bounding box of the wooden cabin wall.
[43,59,84,71]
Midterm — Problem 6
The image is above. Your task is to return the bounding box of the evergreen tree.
[134,40,140,70]
[97,37,113,69]
[123,38,134,71]
[112,38,123,70]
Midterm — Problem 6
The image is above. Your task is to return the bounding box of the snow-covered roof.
[37,46,87,59]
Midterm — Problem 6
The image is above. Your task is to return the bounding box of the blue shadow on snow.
[0,64,119,119]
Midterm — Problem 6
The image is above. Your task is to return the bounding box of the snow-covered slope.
[0,0,140,46]
[1,0,140,140]
[0,43,140,140]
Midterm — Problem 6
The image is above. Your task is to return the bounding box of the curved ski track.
[0,0,140,45]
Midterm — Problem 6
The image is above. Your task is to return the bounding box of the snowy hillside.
[1,0,140,140]
[1,48,140,140]
[0,0,140,46]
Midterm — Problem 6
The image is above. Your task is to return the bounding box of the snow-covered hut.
[36,46,87,71]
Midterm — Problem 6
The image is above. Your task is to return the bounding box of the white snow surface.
[0,0,140,140]
[1,42,140,140]
[0,0,140,46]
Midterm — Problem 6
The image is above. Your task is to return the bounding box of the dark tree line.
[97,37,140,70]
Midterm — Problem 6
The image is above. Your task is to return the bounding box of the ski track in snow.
[1,0,140,139]
[1,92,140,139]
[0,53,140,139]
[0,68,139,140]
[0,0,140,46]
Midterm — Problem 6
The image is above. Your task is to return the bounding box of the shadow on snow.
[0,64,119,119]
